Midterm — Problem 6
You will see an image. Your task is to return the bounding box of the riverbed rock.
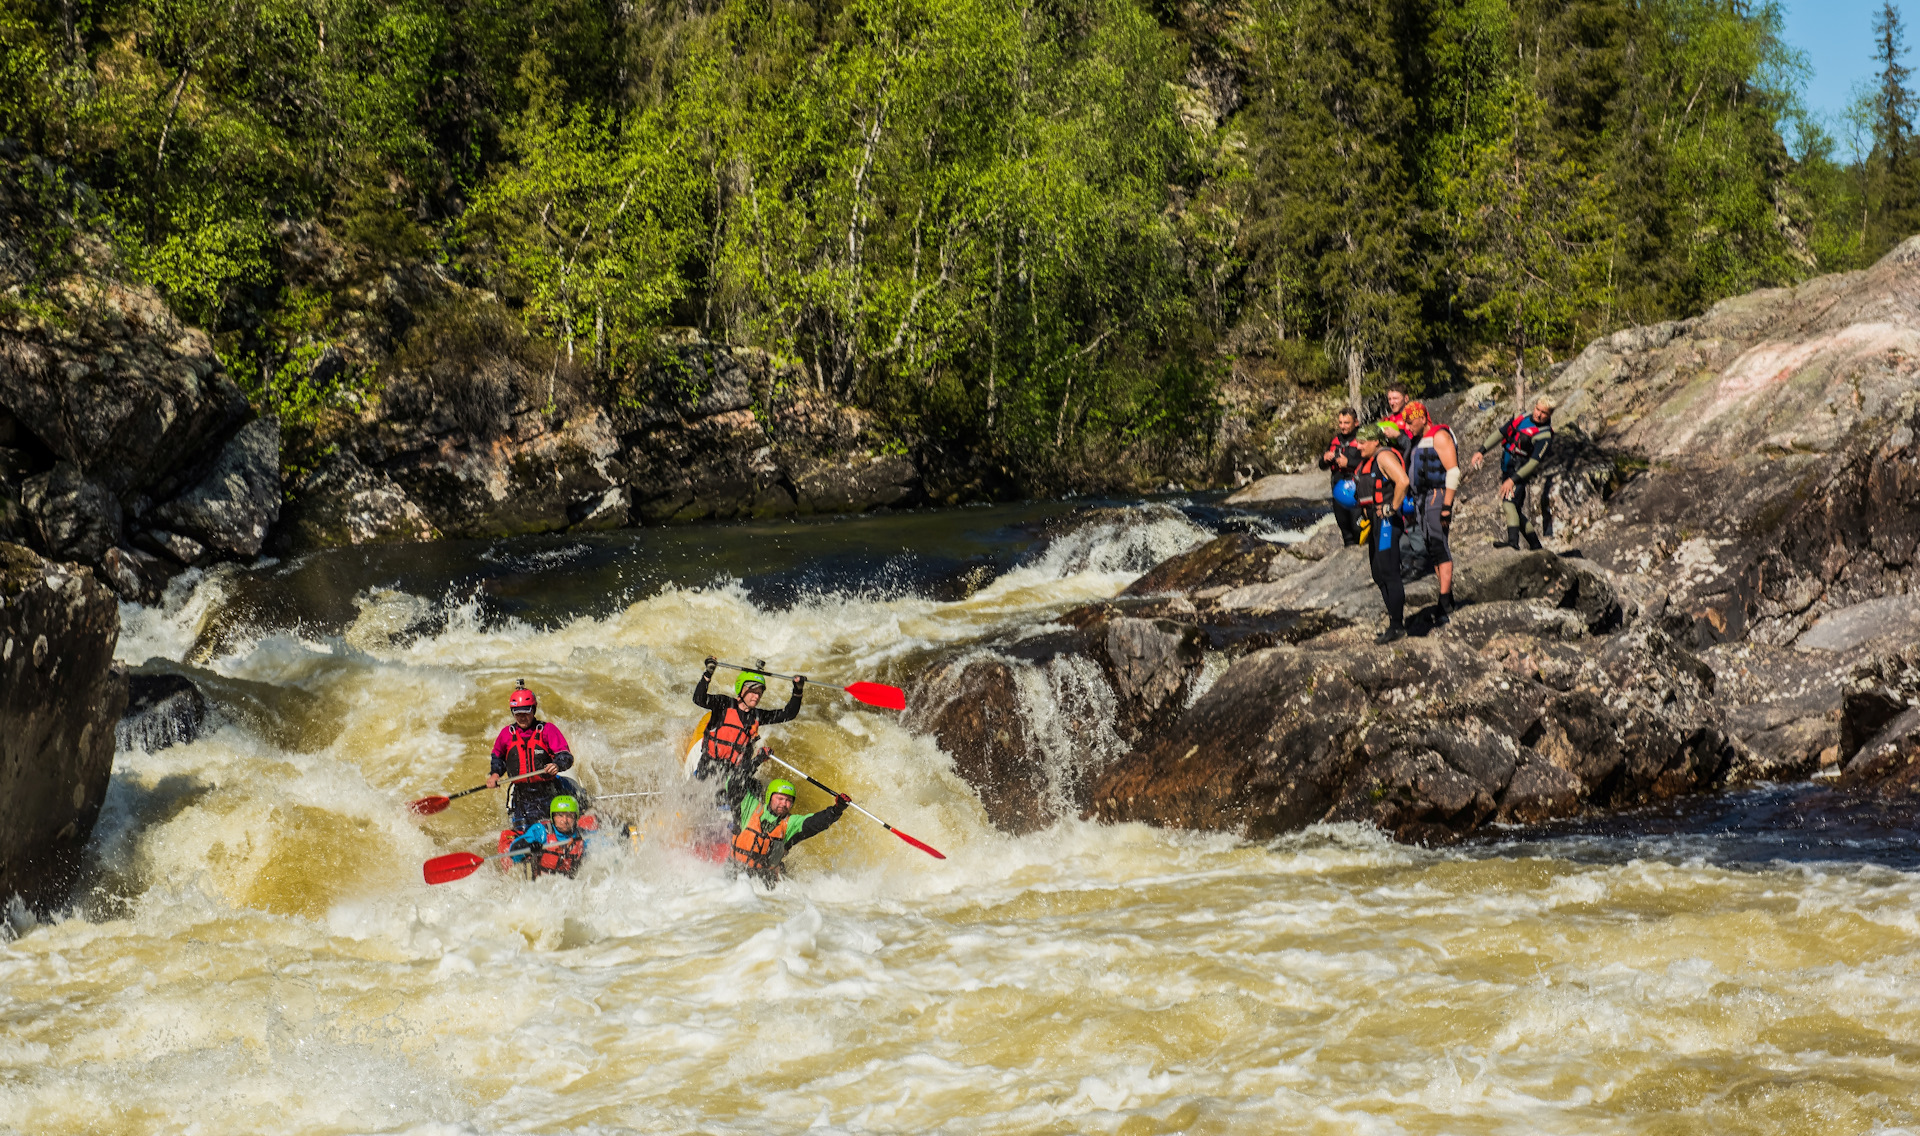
[117,671,208,753]
[0,542,126,909]
[1122,532,1281,596]
[1083,626,1736,843]
[1839,705,1920,795]
[905,655,1051,834]
[152,417,281,557]
[1222,471,1328,507]
[284,333,923,546]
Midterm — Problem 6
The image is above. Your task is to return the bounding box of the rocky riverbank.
[910,236,1920,842]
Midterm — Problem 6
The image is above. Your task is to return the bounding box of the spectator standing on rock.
[1320,408,1363,546]
[1383,385,1409,427]
[1400,401,1460,623]
[1473,396,1556,550]
[1353,423,1412,644]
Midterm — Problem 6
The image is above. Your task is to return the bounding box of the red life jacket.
[500,722,557,782]
[729,799,791,873]
[702,706,761,767]
[1500,415,1552,474]
[498,824,587,877]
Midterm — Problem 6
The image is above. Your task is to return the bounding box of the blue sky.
[1781,0,1900,132]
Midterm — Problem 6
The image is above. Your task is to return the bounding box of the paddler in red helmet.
[691,658,805,797]
[486,681,577,832]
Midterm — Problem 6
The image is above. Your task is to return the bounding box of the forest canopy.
[0,0,1912,473]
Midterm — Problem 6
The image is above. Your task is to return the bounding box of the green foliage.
[0,0,1895,487]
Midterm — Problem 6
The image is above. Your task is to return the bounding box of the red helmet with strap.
[510,682,537,712]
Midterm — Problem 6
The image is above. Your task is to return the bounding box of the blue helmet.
[1332,479,1358,509]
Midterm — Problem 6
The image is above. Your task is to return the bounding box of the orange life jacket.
[729,799,791,873]
[702,706,761,767]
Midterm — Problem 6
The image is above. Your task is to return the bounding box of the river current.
[4,501,1918,1134]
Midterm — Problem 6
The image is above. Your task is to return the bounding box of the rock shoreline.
[913,237,1920,842]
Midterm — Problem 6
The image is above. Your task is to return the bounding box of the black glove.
[703,656,717,677]
[835,792,850,806]
[793,674,807,690]
[1439,504,1453,534]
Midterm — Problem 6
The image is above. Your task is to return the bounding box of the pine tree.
[1867,0,1920,255]
[1244,0,1422,410]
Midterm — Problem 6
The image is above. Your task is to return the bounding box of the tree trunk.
[1345,340,1363,414]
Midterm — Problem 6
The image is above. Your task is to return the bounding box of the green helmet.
[766,779,797,801]
[735,671,768,697]
[549,795,580,815]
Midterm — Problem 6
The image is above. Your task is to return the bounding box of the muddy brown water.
[3,501,1916,1134]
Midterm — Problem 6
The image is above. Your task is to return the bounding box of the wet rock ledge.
[913,236,1920,843]
[0,542,124,908]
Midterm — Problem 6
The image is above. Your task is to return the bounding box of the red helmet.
[509,683,537,712]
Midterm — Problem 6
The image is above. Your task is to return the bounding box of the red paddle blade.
[408,795,452,816]
[423,852,486,884]
[845,682,906,711]
[888,827,946,859]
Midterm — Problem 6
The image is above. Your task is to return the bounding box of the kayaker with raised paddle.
[487,681,577,832]
[691,658,804,794]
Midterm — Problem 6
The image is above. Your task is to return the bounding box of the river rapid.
[4,501,1918,1135]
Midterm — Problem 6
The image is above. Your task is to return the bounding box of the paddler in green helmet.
[691,657,806,795]
[507,795,589,878]
[728,776,850,884]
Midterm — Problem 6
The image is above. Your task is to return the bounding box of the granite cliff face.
[0,160,280,602]
[914,237,1920,840]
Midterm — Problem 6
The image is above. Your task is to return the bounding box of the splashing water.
[4,501,1919,1134]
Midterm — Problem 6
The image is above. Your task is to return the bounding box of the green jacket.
[734,784,847,857]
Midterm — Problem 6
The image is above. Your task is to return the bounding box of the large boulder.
[904,655,1053,834]
[0,542,126,909]
[152,416,281,557]
[1122,532,1282,596]
[0,156,279,595]
[1084,626,1735,844]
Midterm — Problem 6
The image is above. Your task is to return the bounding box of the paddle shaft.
[712,660,846,693]
[709,661,905,710]
[762,752,946,859]
[448,769,545,800]
[409,770,554,815]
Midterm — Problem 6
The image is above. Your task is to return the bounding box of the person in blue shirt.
[507,795,590,878]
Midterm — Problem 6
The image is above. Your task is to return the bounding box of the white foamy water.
[8,506,1920,1134]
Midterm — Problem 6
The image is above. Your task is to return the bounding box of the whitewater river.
[3,501,1918,1134]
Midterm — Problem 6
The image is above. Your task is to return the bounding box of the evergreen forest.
[3,0,1917,480]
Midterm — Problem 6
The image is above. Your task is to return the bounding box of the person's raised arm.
[693,657,727,710]
[762,675,806,724]
[786,795,850,847]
